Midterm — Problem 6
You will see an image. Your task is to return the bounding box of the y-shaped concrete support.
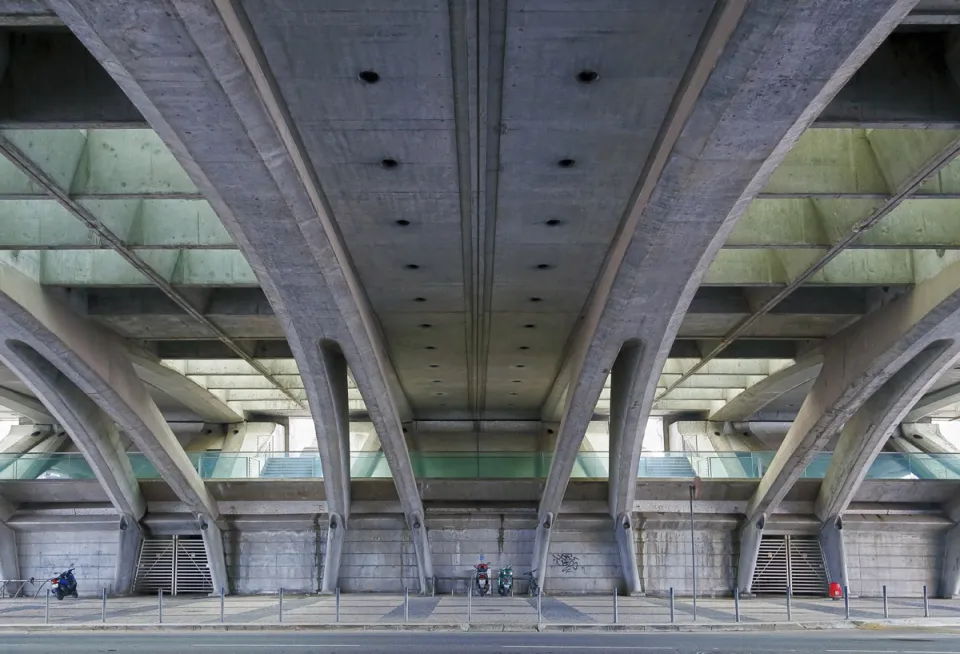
[0,264,228,594]
[739,259,960,593]
[318,343,351,594]
[533,0,914,594]
[0,494,17,596]
[0,340,149,594]
[813,341,960,591]
[51,0,432,593]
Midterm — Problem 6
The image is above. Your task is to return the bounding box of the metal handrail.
[0,579,36,599]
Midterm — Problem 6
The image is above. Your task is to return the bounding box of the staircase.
[637,456,696,478]
[259,456,317,479]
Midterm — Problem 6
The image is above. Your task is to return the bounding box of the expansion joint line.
[0,134,304,408]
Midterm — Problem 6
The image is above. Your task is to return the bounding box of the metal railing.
[3,450,960,481]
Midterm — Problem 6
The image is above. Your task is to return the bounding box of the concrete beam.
[0,262,227,592]
[815,340,960,523]
[709,353,823,422]
[0,385,53,423]
[51,0,429,591]
[0,424,54,456]
[535,0,915,593]
[904,380,960,422]
[126,346,243,424]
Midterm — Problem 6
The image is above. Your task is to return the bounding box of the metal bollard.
[220,587,225,624]
[101,588,107,624]
[924,585,930,618]
[734,587,740,623]
[158,588,163,624]
[404,588,409,623]
[44,589,49,624]
[669,587,675,623]
[883,585,888,619]
[279,587,284,623]
[467,584,472,623]
[536,586,542,624]
[786,585,792,622]
[844,585,850,620]
[335,587,340,623]
[613,587,618,624]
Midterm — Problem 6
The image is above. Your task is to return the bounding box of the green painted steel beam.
[706,247,960,285]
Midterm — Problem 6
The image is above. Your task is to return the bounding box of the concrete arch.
[709,353,823,423]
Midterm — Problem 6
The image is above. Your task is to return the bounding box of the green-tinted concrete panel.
[763,129,889,195]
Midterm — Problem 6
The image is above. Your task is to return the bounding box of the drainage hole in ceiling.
[576,70,599,83]
[381,158,399,169]
[358,70,381,84]
[558,158,575,168]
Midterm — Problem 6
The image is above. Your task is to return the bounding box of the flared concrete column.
[532,0,914,593]
[0,340,150,594]
[0,263,227,593]
[819,518,849,591]
[738,259,960,593]
[318,343,351,594]
[609,342,644,595]
[941,523,960,598]
[736,514,765,593]
[0,495,17,596]
[51,0,431,593]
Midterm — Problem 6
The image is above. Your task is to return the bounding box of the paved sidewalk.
[0,593,956,627]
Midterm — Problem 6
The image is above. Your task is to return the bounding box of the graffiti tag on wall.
[552,552,579,573]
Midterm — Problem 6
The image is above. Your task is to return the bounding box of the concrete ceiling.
[1,3,960,428]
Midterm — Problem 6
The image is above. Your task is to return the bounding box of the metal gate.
[751,535,827,595]
[134,536,213,595]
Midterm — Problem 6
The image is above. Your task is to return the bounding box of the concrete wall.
[639,515,738,597]
[16,530,118,597]
[546,514,622,594]
[223,528,322,594]
[340,515,419,592]
[843,516,948,598]
[428,512,535,594]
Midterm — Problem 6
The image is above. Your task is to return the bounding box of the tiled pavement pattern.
[0,593,955,626]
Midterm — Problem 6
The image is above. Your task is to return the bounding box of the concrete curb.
[0,618,956,633]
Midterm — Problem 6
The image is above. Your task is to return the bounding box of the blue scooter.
[50,568,78,600]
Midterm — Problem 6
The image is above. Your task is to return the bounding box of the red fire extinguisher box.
[829,582,843,598]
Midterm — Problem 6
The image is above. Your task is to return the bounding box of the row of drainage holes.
[359,69,599,85]
[414,296,541,303]
[397,219,562,227]
[382,157,574,169]
[405,264,552,271]
[419,323,537,329]
[423,345,528,350]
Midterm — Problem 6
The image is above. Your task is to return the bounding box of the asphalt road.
[3,629,960,653]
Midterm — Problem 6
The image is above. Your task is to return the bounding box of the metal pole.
[613,587,618,624]
[669,587,675,623]
[220,587,225,623]
[101,588,106,624]
[844,585,850,620]
[335,587,340,623]
[44,589,49,624]
[279,587,283,623]
[734,587,740,623]
[786,585,792,621]
[467,583,472,623]
[537,585,542,623]
[404,587,409,623]
[883,585,888,619]
[924,584,930,618]
[689,485,696,621]
[158,588,163,624]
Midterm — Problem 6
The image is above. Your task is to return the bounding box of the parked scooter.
[475,561,490,597]
[498,565,514,596]
[50,568,78,600]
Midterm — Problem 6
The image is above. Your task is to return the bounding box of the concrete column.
[0,494,17,596]
[532,0,914,593]
[115,516,143,596]
[941,523,960,598]
[608,342,644,595]
[736,515,765,593]
[211,422,276,479]
[0,430,68,480]
[51,0,432,593]
[318,343,351,594]
[738,259,960,591]
[0,263,228,592]
[819,518,849,590]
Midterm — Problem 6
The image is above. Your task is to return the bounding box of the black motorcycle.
[50,568,78,600]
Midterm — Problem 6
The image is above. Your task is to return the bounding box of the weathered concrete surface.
[49,0,432,593]
[0,386,53,424]
[0,494,17,595]
[535,0,916,592]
